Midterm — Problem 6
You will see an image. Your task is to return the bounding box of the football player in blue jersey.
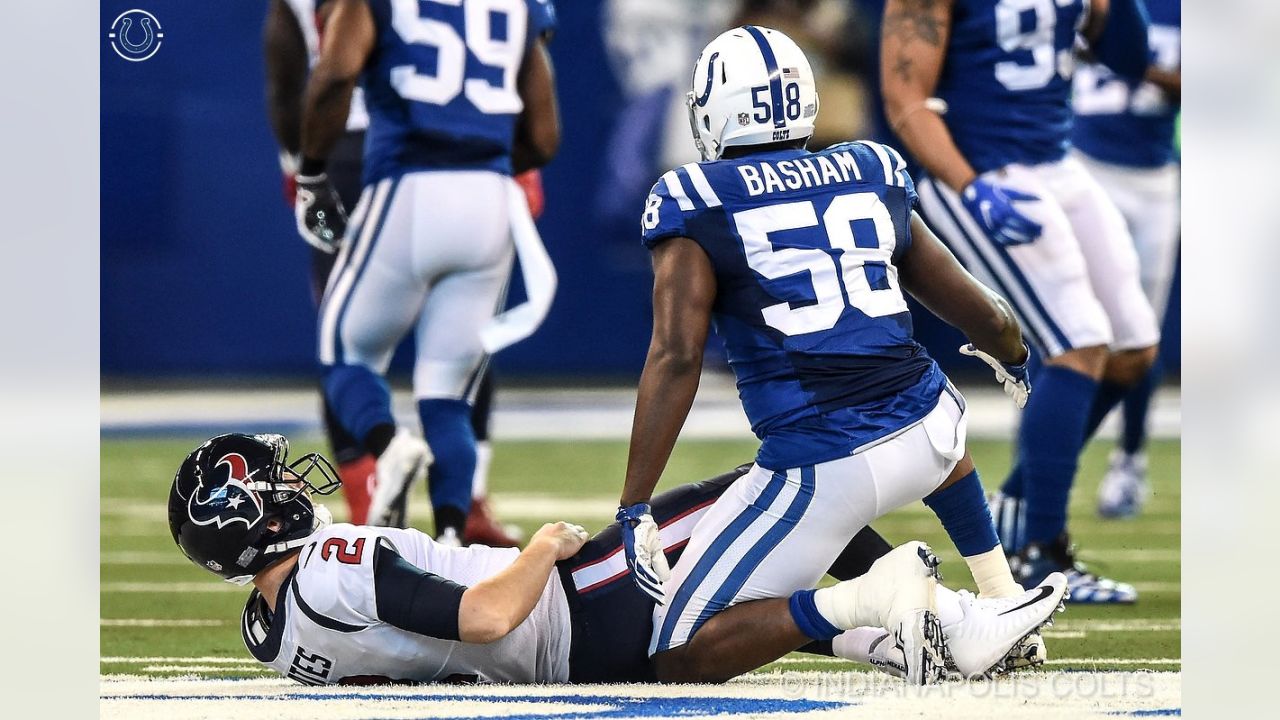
[293,0,561,543]
[880,0,1159,602]
[612,26,1066,683]
[1071,0,1180,519]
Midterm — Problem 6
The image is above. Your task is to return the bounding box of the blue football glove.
[961,178,1043,246]
[616,503,670,604]
[959,344,1032,409]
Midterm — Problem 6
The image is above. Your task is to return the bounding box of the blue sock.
[1082,380,1129,442]
[923,469,1000,557]
[1020,365,1098,546]
[1000,464,1024,499]
[418,399,477,527]
[1121,357,1161,455]
[323,364,395,446]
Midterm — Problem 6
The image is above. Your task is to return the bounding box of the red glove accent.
[282,173,298,206]
[514,169,545,219]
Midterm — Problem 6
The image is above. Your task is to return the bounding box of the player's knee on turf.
[1103,346,1159,387]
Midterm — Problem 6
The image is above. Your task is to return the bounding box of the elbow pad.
[1091,0,1151,81]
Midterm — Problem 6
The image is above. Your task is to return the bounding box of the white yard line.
[101,619,229,628]
[103,582,243,593]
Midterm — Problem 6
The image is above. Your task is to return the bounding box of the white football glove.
[617,503,671,604]
[959,344,1031,409]
[294,173,347,254]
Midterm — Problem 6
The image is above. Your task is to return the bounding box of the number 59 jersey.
[641,142,947,472]
[361,0,557,184]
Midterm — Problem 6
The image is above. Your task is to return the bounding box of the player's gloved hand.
[294,173,347,254]
[959,343,1031,409]
[961,178,1043,246]
[617,503,670,604]
[531,521,590,561]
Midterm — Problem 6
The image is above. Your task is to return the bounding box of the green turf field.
[101,435,1179,677]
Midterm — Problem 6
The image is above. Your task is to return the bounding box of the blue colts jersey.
[938,0,1087,172]
[1072,0,1180,168]
[641,142,948,471]
[361,0,557,184]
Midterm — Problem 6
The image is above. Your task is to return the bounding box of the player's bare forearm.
[620,238,717,507]
[263,0,308,155]
[881,0,975,192]
[512,39,561,173]
[653,598,808,683]
[457,540,559,644]
[299,0,374,167]
[900,213,1027,364]
[1145,66,1180,105]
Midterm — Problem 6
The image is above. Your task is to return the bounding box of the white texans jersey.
[241,524,572,685]
[281,0,370,131]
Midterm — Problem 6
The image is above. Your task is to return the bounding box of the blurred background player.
[880,0,1157,601]
[293,0,560,544]
[1072,0,1180,519]
[263,0,530,545]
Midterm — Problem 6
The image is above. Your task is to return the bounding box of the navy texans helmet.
[168,433,341,584]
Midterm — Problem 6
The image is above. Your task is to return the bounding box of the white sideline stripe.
[142,665,265,673]
[104,582,242,593]
[1056,619,1180,632]
[101,619,228,627]
[103,657,253,664]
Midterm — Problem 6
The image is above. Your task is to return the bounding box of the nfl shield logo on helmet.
[737,112,750,126]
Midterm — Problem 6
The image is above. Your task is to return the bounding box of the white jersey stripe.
[863,141,898,187]
[662,170,695,211]
[569,502,714,593]
[319,179,393,365]
[681,163,722,207]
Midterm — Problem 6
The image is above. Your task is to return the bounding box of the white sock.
[831,627,888,663]
[964,544,1023,598]
[472,441,492,499]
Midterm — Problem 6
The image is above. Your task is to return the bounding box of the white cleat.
[367,430,431,527]
[942,572,1068,678]
[1097,450,1150,519]
[864,541,948,685]
[434,527,463,548]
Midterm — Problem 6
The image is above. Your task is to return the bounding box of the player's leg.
[918,169,1112,560]
[410,171,515,542]
[318,176,431,526]
[462,365,523,547]
[319,130,378,524]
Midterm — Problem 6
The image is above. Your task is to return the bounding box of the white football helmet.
[686,26,819,161]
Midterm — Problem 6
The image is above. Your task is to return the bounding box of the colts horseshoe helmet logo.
[188,453,265,529]
[108,9,164,62]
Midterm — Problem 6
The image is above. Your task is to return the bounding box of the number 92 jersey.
[641,142,947,472]
[938,0,1088,173]
[361,0,557,184]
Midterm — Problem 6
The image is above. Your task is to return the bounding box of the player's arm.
[374,523,586,644]
[263,0,308,158]
[898,213,1026,365]
[512,38,561,173]
[1080,0,1151,82]
[298,0,375,173]
[1145,66,1180,105]
[619,238,717,508]
[880,0,972,192]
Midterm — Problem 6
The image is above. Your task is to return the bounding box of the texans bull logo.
[188,452,265,529]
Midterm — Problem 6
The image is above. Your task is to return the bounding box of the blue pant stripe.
[655,470,787,652]
[924,179,1059,354]
[329,177,399,365]
[686,466,816,641]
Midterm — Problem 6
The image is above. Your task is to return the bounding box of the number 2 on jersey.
[389,0,527,113]
[733,192,908,336]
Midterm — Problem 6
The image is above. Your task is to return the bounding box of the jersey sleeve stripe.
[681,163,722,208]
[662,170,696,211]
[882,144,910,187]
[861,141,898,187]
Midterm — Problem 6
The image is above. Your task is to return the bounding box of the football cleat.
[866,631,908,680]
[464,496,524,548]
[1010,534,1136,604]
[1004,631,1047,670]
[865,542,948,685]
[941,573,1068,678]
[1097,450,1150,519]
[435,526,463,548]
[367,429,431,528]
